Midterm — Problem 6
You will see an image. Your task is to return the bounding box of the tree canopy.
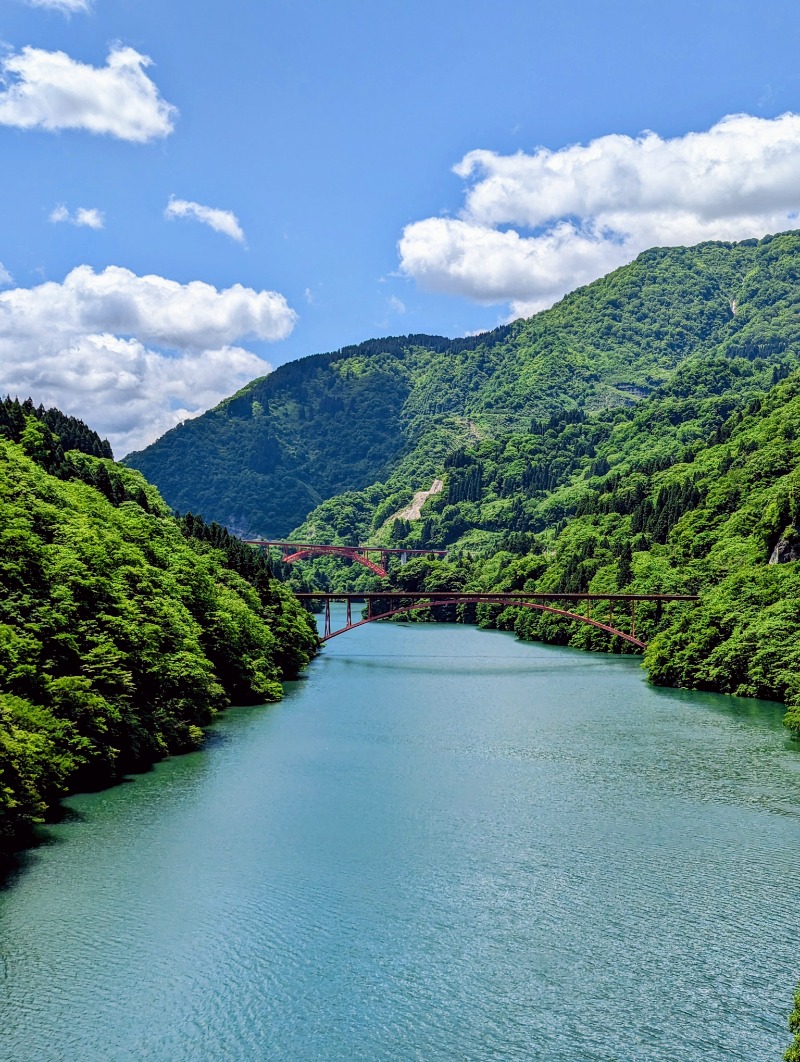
[0,403,318,855]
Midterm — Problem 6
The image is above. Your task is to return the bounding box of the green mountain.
[0,398,318,856]
[441,368,800,723]
[125,333,512,537]
[127,234,775,538]
[25,232,800,1051]
[126,231,800,729]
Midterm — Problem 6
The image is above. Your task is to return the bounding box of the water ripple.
[1,624,798,1061]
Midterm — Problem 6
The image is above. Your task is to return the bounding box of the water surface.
[2,616,799,1061]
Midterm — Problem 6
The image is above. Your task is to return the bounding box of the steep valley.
[126,232,800,732]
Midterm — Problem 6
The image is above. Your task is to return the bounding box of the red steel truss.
[294,591,700,649]
[243,541,449,579]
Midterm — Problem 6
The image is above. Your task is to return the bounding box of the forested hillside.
[125,333,511,537]
[270,233,800,731]
[37,233,800,1055]
[127,235,777,538]
[448,369,800,728]
[126,231,800,728]
[0,399,318,856]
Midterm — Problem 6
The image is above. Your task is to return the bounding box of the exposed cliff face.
[769,528,800,564]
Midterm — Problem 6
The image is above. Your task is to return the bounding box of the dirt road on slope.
[393,479,444,521]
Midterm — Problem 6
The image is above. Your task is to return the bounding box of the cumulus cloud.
[24,0,92,11]
[0,263,13,286]
[165,196,245,243]
[0,45,177,142]
[49,204,104,228]
[399,112,800,317]
[0,266,297,453]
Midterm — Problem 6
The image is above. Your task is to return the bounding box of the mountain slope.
[0,399,318,855]
[126,236,782,537]
[125,334,508,537]
[274,232,800,732]
[464,369,800,722]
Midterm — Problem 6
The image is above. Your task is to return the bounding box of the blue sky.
[2,0,800,452]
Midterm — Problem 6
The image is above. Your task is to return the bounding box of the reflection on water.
[1,614,798,1061]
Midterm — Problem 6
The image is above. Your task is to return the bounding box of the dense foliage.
[276,234,800,735]
[0,396,113,461]
[129,236,778,538]
[457,371,800,714]
[55,234,800,1048]
[125,335,508,537]
[0,406,318,855]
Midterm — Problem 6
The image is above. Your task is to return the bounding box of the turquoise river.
[2,613,800,1061]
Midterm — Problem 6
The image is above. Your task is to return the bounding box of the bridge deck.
[296,590,699,648]
[294,592,698,602]
[244,541,448,555]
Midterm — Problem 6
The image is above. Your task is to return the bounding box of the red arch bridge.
[244,541,448,578]
[294,592,699,649]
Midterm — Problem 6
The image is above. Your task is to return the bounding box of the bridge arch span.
[322,596,647,649]
[283,547,388,578]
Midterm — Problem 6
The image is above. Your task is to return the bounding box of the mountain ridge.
[126,234,786,537]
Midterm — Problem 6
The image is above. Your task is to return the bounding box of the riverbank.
[0,425,319,857]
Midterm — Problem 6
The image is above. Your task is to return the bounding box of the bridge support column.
[346,598,352,627]
[631,600,636,640]
[324,599,332,639]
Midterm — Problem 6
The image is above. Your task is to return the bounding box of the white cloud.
[24,0,92,11]
[165,196,245,243]
[399,112,800,317]
[49,204,104,228]
[0,265,296,453]
[0,45,177,142]
[387,294,406,314]
[75,207,103,228]
[0,263,13,286]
